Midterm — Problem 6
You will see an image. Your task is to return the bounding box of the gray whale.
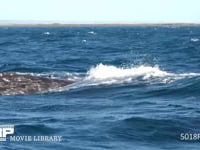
[0,73,74,95]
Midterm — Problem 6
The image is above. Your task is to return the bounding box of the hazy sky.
[0,0,199,23]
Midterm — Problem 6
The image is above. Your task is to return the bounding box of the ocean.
[0,26,200,150]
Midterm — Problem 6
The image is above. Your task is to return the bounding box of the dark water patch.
[33,104,72,112]
[14,124,60,135]
[143,77,200,98]
[108,117,200,144]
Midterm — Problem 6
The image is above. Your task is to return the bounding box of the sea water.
[0,26,200,149]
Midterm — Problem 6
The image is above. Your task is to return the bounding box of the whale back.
[0,73,74,95]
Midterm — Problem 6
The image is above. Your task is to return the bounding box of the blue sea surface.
[0,26,200,149]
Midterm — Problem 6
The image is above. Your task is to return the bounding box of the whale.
[0,73,74,95]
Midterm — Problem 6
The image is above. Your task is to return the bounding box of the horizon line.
[1,20,200,24]
[0,22,200,27]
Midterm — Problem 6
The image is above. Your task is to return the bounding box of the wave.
[43,32,51,35]
[85,64,170,83]
[14,124,57,135]
[10,63,200,94]
[83,63,200,85]
[108,116,198,143]
[47,63,200,93]
[88,31,96,35]
[191,38,199,42]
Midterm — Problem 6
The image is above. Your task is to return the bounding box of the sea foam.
[88,31,96,35]
[43,32,50,35]
[18,64,200,92]
[191,38,199,42]
[83,64,200,85]
[86,63,170,80]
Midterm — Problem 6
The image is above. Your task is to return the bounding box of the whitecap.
[88,31,96,35]
[16,64,200,93]
[191,38,199,42]
[82,63,200,86]
[43,32,50,35]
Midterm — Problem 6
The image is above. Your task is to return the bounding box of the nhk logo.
[0,125,14,141]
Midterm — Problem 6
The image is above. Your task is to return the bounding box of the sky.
[0,0,200,23]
